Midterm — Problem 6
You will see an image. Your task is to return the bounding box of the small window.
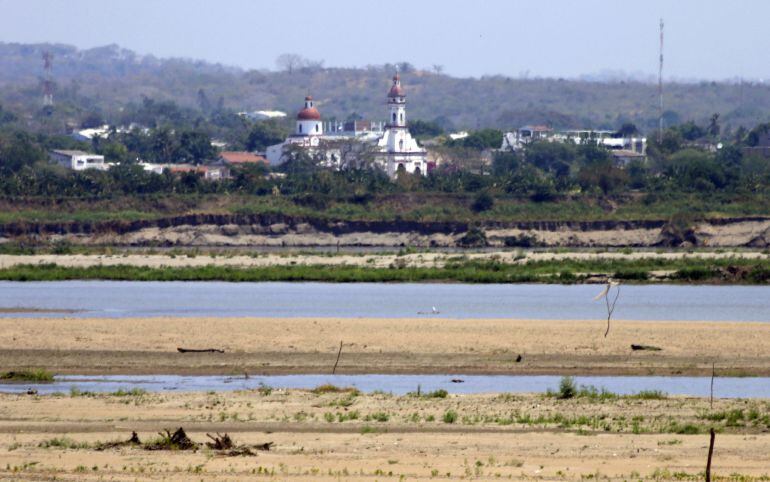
[392,113,397,122]
[299,124,303,133]
[315,124,319,132]
[399,139,404,150]
[400,113,404,122]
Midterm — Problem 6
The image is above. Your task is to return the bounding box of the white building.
[49,150,107,171]
[265,96,327,165]
[70,125,111,142]
[374,73,428,177]
[265,74,428,179]
[238,110,287,121]
[501,127,647,159]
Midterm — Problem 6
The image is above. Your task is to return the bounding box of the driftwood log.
[146,427,197,451]
[177,347,225,353]
[95,431,141,451]
[206,433,234,450]
[206,432,272,456]
[630,344,662,351]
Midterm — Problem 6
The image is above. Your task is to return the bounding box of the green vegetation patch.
[0,369,54,383]
[4,255,770,284]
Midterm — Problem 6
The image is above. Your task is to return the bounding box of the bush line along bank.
[3,257,770,283]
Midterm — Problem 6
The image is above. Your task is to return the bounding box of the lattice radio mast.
[658,18,664,143]
[42,51,54,107]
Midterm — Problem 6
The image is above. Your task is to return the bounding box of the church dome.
[297,96,321,120]
[388,74,405,98]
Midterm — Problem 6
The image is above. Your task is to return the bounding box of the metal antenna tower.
[42,51,54,107]
[658,18,664,143]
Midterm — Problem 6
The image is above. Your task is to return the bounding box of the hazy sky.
[0,0,767,81]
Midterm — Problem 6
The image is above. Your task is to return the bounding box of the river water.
[1,281,770,321]
[2,374,769,398]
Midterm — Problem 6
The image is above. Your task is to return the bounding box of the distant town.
[52,72,656,181]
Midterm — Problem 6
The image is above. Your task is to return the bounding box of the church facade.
[265,74,428,179]
[374,73,428,177]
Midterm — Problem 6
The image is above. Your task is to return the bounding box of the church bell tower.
[387,73,406,128]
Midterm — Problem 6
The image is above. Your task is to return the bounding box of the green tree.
[707,113,721,139]
[615,123,638,137]
[246,120,289,152]
[492,151,520,176]
[576,144,627,195]
[149,127,178,163]
[457,129,503,150]
[524,141,575,179]
[677,121,705,141]
[663,149,730,191]
[178,130,214,164]
[408,119,444,138]
[0,131,45,173]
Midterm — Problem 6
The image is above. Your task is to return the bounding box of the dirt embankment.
[3,213,770,248]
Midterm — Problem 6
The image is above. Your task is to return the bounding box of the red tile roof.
[218,151,268,164]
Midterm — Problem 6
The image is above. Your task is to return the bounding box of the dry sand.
[0,249,768,270]
[2,316,769,376]
[0,390,767,481]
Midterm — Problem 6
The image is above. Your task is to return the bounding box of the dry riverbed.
[0,390,768,481]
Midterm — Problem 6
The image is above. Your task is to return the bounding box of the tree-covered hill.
[1,42,769,133]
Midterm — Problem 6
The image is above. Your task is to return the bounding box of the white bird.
[593,280,619,301]
[432,306,439,314]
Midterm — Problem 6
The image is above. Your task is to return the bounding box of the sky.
[0,0,767,81]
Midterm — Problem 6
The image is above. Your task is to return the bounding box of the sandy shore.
[0,249,768,270]
[0,390,767,481]
[2,316,769,376]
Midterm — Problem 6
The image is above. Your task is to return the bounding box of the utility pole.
[658,18,664,143]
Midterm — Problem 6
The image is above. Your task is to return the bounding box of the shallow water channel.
[3,374,769,398]
[3,281,770,321]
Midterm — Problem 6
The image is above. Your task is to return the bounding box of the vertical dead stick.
[706,428,715,482]
[332,340,343,375]
[710,362,715,410]
[604,285,621,338]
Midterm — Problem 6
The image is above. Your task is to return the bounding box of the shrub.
[457,227,488,247]
[425,389,448,399]
[443,410,458,424]
[557,376,577,399]
[629,390,667,400]
[368,412,389,422]
[471,191,494,212]
[311,384,360,395]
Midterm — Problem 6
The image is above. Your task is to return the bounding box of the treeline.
[2,110,770,220]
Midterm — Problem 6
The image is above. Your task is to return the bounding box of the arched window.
[315,124,319,132]
[392,112,397,123]
[400,113,404,123]
[298,124,303,133]
[399,139,404,150]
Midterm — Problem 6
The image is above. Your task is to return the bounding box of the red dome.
[297,96,321,120]
[388,84,405,97]
[297,107,321,120]
[388,74,405,98]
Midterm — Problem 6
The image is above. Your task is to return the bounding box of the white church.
[265,73,428,178]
